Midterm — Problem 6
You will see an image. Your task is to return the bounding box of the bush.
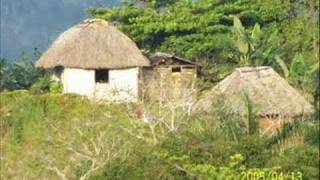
[267,146,319,180]
[30,75,52,94]
[0,52,47,91]
[30,76,63,94]
[0,92,319,179]
[49,81,63,93]
[233,136,271,168]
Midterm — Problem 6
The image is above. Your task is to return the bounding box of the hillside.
[0,91,319,179]
[0,0,319,179]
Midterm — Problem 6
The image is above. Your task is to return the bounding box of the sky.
[0,0,119,61]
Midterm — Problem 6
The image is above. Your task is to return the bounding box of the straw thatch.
[149,52,197,66]
[194,66,313,116]
[36,19,149,69]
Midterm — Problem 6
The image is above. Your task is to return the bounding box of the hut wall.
[59,67,139,102]
[259,116,293,136]
[142,66,197,103]
[62,68,95,96]
[93,67,139,102]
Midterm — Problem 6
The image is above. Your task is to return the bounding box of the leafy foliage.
[0,51,47,91]
[0,91,319,179]
[289,53,309,84]
[0,0,319,179]
[89,0,318,83]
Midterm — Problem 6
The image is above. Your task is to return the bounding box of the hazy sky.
[0,0,119,61]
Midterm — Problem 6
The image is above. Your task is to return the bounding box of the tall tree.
[89,0,318,82]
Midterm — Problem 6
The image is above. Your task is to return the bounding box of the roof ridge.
[236,66,271,73]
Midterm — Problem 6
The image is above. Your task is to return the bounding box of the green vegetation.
[88,0,319,112]
[0,0,319,179]
[0,51,48,91]
[89,0,319,82]
[0,51,62,94]
[0,91,319,179]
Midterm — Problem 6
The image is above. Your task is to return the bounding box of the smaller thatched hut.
[194,66,314,134]
[142,52,198,104]
[36,19,149,101]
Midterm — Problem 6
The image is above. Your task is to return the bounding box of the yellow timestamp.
[240,171,303,180]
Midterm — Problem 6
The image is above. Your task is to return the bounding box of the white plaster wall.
[62,68,95,96]
[93,67,139,102]
[57,67,139,102]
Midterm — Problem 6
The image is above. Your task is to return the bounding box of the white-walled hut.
[36,19,150,102]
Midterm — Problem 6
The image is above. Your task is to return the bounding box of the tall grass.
[0,91,319,179]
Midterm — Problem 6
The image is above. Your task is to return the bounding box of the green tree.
[89,0,317,82]
[0,51,46,91]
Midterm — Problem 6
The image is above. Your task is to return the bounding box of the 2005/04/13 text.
[240,171,302,180]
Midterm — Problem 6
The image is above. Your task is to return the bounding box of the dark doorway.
[95,69,109,83]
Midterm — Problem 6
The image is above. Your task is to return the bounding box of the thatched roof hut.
[36,19,149,102]
[36,19,149,69]
[194,66,313,117]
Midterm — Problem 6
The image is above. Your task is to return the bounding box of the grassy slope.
[0,91,319,179]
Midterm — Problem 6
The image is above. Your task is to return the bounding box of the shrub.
[49,81,63,93]
[0,54,46,91]
[233,136,271,168]
[0,92,318,179]
[30,75,52,94]
[267,146,319,180]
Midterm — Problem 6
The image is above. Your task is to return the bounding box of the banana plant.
[232,16,291,76]
[232,17,262,66]
[289,53,309,80]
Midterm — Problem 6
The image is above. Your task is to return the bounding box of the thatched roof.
[194,66,313,116]
[36,19,149,69]
[150,52,197,66]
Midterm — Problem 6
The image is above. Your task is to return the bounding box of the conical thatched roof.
[36,19,149,69]
[194,66,313,116]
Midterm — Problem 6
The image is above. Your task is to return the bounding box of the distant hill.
[0,0,118,61]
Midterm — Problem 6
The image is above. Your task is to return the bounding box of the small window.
[95,69,109,83]
[172,67,181,73]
